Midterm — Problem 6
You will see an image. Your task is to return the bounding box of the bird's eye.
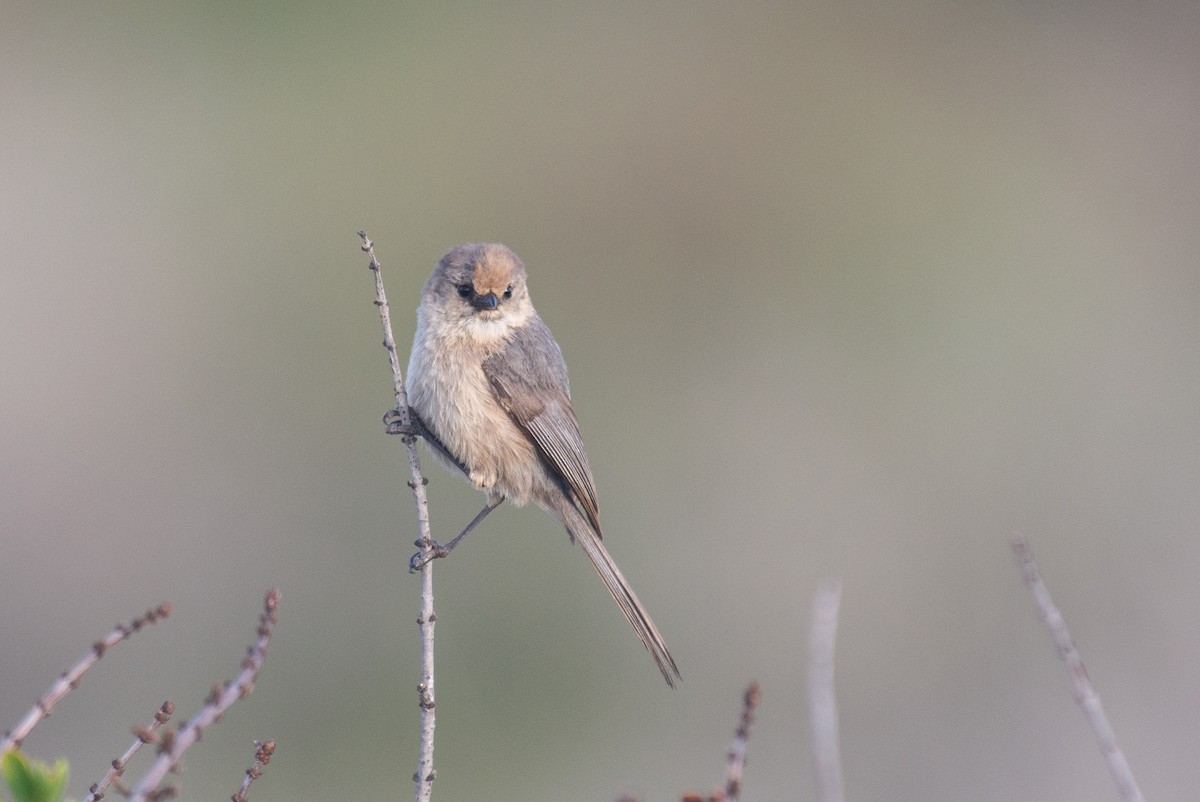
[503,285,513,299]
[456,284,473,299]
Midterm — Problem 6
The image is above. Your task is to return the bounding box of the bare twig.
[126,589,280,802]
[808,580,845,802]
[358,231,438,802]
[1,603,172,752]
[679,681,761,802]
[84,701,175,802]
[1011,535,1145,802]
[724,681,761,801]
[230,739,275,802]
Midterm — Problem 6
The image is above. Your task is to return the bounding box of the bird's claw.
[384,408,418,437]
[409,541,449,573]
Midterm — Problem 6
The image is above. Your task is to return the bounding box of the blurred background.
[3,2,1199,800]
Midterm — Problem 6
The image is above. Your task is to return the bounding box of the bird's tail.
[561,504,681,687]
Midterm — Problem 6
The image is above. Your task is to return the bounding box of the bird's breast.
[406,318,540,504]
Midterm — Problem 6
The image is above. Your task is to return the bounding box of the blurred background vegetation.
[3,2,1199,800]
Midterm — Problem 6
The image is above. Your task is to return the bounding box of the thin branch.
[1,603,172,752]
[724,681,761,801]
[679,682,762,802]
[126,589,280,802]
[230,739,275,802]
[358,231,438,802]
[808,579,845,802]
[84,701,175,802]
[1011,535,1145,802]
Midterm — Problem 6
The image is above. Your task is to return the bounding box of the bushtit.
[405,243,680,687]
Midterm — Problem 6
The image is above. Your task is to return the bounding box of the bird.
[403,243,680,687]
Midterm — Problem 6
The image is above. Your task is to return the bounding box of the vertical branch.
[808,579,845,802]
[1011,535,1145,802]
[358,232,438,802]
[724,681,761,801]
[680,682,761,802]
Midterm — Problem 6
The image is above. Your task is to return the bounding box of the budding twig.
[126,589,280,802]
[358,231,438,802]
[1,604,171,752]
[84,701,175,802]
[230,739,276,802]
[724,681,761,801]
[680,681,762,802]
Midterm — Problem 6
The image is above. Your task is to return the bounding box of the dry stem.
[359,231,438,802]
[1,604,171,752]
[808,579,845,802]
[1011,535,1144,802]
[126,589,279,802]
[83,701,175,802]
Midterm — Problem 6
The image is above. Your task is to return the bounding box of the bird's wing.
[410,409,470,477]
[483,318,603,535]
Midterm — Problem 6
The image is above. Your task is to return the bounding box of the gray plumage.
[406,243,680,687]
[484,317,602,535]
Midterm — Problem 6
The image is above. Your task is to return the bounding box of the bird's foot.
[383,408,418,437]
[409,540,450,573]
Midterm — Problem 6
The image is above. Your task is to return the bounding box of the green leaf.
[2,751,69,802]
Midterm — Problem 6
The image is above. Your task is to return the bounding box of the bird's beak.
[472,292,500,311]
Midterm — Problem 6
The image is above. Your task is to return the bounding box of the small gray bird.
[405,243,680,687]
